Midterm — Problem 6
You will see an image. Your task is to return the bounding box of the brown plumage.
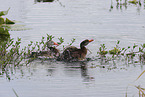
[38,40,59,58]
[59,39,93,61]
[38,47,59,58]
[30,40,59,58]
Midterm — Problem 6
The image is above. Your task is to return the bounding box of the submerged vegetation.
[0,8,15,36]
[110,0,144,11]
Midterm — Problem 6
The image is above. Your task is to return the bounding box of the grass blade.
[135,70,145,81]
[12,88,19,97]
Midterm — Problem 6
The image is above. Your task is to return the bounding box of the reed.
[110,0,142,11]
[126,70,145,97]
[12,88,19,97]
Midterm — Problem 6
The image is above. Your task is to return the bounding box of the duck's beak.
[54,42,59,46]
[89,39,94,42]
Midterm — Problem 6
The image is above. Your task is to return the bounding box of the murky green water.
[0,0,145,97]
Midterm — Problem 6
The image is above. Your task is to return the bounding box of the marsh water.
[1,0,145,97]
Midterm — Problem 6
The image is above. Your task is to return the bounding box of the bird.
[29,40,59,58]
[38,40,59,58]
[59,39,94,61]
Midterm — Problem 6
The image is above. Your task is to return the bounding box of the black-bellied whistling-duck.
[59,39,94,61]
[30,40,59,58]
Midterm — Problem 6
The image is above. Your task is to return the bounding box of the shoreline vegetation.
[1,34,145,67]
[110,0,143,11]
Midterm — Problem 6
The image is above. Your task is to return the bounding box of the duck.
[59,39,94,61]
[38,40,59,58]
[29,40,59,58]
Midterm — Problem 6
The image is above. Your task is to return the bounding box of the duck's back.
[60,46,81,61]
[63,46,78,53]
[37,47,59,58]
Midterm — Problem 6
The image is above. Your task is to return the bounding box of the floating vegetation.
[0,26,10,36]
[0,8,15,24]
[110,0,143,11]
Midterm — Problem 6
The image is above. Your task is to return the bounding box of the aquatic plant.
[126,43,138,58]
[25,34,64,61]
[0,34,64,79]
[0,8,15,36]
[0,17,4,24]
[58,37,64,45]
[5,18,15,24]
[0,26,10,36]
[1,34,145,82]
[0,8,15,24]
[0,38,24,67]
[97,44,108,57]
[110,0,142,11]
[128,0,138,4]
[126,70,145,97]
[1,34,145,70]
[1,35,145,67]
[109,40,122,57]
[68,38,76,46]
[0,7,10,16]
[97,40,145,65]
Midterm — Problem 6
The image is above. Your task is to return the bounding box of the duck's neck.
[80,46,87,54]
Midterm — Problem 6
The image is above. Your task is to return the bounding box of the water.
[0,0,145,97]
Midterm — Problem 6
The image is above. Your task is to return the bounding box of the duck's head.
[80,39,94,48]
[47,40,59,48]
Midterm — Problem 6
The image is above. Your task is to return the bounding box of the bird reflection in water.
[64,61,94,83]
[80,62,95,83]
